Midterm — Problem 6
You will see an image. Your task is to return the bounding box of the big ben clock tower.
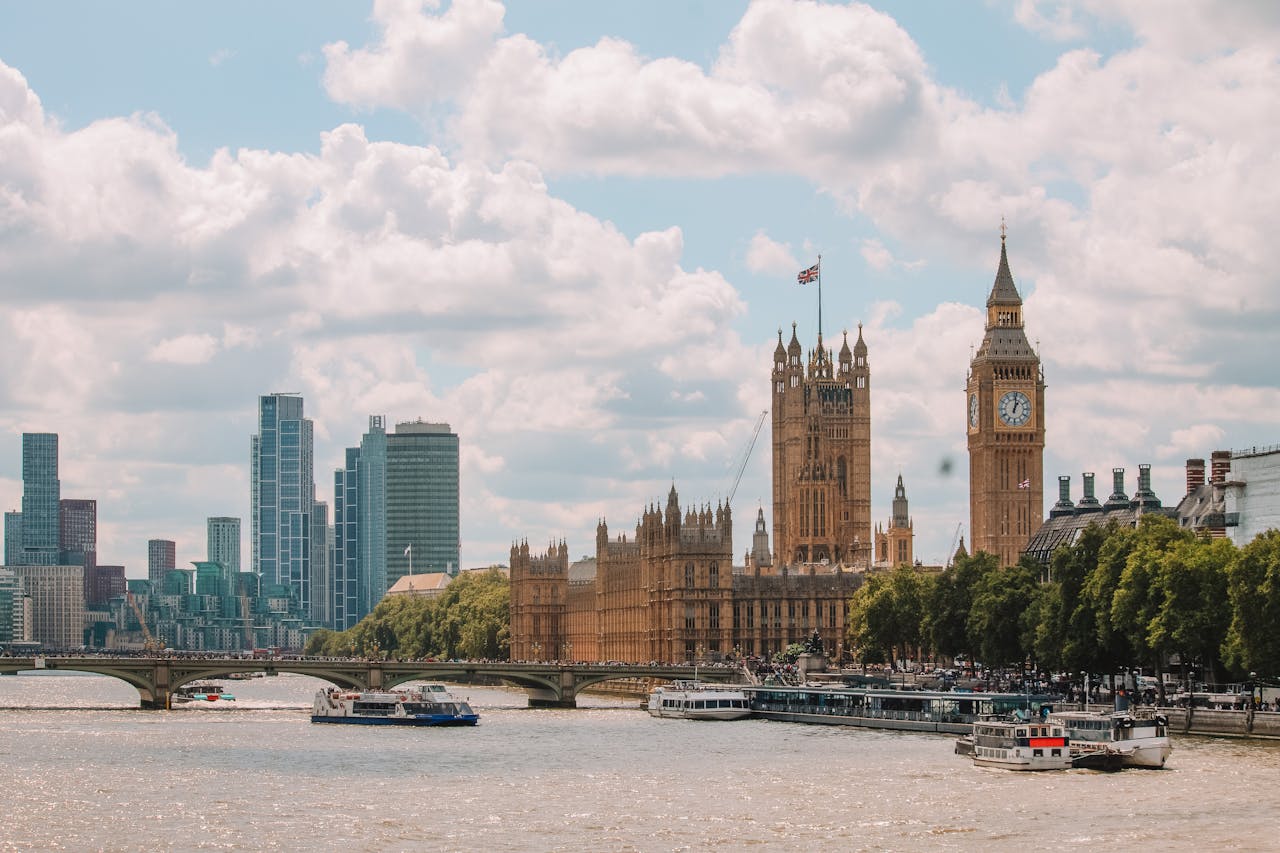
[967,227,1044,566]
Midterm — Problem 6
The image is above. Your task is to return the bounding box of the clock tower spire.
[966,228,1045,566]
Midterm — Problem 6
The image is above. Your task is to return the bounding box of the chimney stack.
[1210,450,1231,484]
[1103,467,1129,510]
[1078,472,1101,512]
[1050,475,1075,518]
[1186,458,1205,496]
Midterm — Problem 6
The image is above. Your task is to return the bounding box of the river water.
[2,672,1278,852]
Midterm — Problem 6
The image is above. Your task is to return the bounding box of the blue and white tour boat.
[311,683,479,726]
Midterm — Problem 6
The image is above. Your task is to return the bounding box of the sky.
[1,0,1278,577]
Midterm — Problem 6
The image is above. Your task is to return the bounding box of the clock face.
[998,390,1032,427]
[968,393,979,428]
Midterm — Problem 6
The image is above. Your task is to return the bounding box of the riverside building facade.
[510,487,862,665]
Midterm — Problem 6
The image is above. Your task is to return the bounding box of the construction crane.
[727,410,768,508]
[946,523,964,567]
[126,591,163,652]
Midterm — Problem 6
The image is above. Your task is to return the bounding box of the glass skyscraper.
[250,393,315,613]
[3,512,22,567]
[332,416,386,630]
[20,433,60,566]
[386,420,459,588]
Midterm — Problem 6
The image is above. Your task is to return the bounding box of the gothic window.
[746,602,755,628]
[684,561,695,588]
[776,381,784,393]
[829,603,837,627]
[790,375,799,387]
[709,603,720,629]
[801,600,810,629]
[773,603,782,628]
[857,356,865,367]
[733,603,740,628]
[684,603,696,630]
[709,562,719,588]
[856,376,866,389]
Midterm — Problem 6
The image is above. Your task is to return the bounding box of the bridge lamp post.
[531,642,541,662]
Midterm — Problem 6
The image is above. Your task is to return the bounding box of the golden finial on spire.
[1000,217,1007,241]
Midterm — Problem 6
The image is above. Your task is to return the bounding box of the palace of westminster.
[510,233,1046,665]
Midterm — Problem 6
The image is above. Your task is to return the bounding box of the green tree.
[926,552,998,661]
[1112,515,1195,685]
[1149,536,1233,693]
[967,559,1040,669]
[1224,529,1280,678]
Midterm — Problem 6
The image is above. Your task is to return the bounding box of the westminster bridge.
[0,655,738,709]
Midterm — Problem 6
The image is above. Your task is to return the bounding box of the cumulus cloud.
[0,54,753,570]
[745,231,798,276]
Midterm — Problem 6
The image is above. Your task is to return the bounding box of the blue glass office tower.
[251,394,315,613]
[332,416,386,630]
[20,433,60,566]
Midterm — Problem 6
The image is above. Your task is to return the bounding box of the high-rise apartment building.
[3,511,21,567]
[206,517,241,574]
[310,500,330,626]
[58,499,97,570]
[12,564,84,649]
[19,433,60,566]
[147,539,176,587]
[251,393,315,612]
[386,420,459,589]
[333,417,387,630]
[0,567,23,643]
[967,231,1045,566]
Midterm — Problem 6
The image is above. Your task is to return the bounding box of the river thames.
[2,672,1278,851]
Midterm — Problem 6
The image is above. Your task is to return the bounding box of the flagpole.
[817,254,823,340]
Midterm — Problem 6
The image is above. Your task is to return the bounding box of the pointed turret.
[892,473,909,527]
[853,323,867,359]
[774,328,787,366]
[987,228,1022,310]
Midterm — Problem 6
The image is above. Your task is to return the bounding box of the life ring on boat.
[1155,715,1168,726]
[1120,718,1134,728]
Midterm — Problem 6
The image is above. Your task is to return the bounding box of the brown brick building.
[967,231,1045,566]
[510,488,862,664]
[771,324,872,567]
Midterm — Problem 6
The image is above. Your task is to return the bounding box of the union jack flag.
[797,262,820,285]
[1018,479,1031,489]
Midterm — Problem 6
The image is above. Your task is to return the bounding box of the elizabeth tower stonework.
[967,231,1045,566]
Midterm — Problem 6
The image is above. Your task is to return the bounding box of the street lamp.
[531,642,541,662]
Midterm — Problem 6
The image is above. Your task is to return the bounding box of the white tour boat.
[647,681,752,720]
[969,716,1072,771]
[1047,709,1172,769]
[312,683,479,726]
[171,682,235,704]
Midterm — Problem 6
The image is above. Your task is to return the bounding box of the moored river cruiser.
[647,681,752,720]
[745,684,1055,734]
[1047,709,1172,769]
[311,684,478,726]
